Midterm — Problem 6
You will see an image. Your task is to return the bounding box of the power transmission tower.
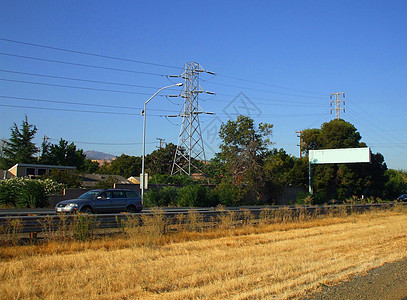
[170,62,215,176]
[296,130,303,158]
[330,92,345,119]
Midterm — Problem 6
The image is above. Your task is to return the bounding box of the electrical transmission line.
[170,62,215,176]
[0,37,182,70]
[330,92,345,119]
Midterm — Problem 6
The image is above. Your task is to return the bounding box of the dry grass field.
[1,207,406,299]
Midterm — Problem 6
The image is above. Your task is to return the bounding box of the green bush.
[43,169,82,188]
[296,191,312,205]
[94,176,117,189]
[15,180,46,208]
[143,184,244,208]
[159,186,179,206]
[0,183,17,207]
[177,184,217,207]
[143,188,161,207]
[214,182,246,206]
[0,177,64,208]
[150,174,195,185]
[144,186,179,207]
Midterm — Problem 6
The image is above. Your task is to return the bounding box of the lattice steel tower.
[171,62,215,176]
[330,92,345,119]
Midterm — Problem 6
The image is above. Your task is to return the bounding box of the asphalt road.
[303,257,407,300]
[0,206,271,216]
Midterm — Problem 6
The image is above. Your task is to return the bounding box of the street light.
[141,82,183,202]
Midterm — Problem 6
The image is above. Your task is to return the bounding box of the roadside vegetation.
[1,116,406,208]
[0,205,406,299]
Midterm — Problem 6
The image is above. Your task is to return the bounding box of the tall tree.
[42,138,86,170]
[1,116,38,169]
[301,119,387,200]
[263,148,296,201]
[98,154,141,178]
[218,115,273,203]
[301,119,365,156]
[145,143,177,175]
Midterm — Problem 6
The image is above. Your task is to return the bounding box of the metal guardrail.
[0,202,404,237]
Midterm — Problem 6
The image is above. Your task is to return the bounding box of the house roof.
[82,174,129,183]
[81,174,131,187]
[9,163,76,170]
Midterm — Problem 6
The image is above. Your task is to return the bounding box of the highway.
[1,203,404,237]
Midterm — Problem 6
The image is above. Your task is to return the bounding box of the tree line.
[1,115,406,205]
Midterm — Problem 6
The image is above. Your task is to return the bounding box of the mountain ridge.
[85,150,116,161]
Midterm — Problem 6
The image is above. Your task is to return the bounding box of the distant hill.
[85,150,116,161]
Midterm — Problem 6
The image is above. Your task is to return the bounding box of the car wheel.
[126,205,137,213]
[81,206,93,214]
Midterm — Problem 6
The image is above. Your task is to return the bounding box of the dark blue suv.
[397,194,407,202]
[56,189,143,214]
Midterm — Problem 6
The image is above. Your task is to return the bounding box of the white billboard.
[309,148,371,165]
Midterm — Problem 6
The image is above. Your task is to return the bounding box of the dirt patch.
[303,257,407,300]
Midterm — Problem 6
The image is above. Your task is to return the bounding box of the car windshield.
[78,191,100,200]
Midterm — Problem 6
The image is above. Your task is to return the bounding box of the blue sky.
[1,0,406,169]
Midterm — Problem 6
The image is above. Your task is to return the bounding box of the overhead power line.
[47,137,156,146]
[201,95,326,107]
[0,38,329,98]
[0,104,165,116]
[0,95,179,113]
[0,69,174,90]
[215,73,328,96]
[0,52,165,76]
[0,69,325,106]
[0,102,327,119]
[0,78,167,96]
[202,80,327,100]
[214,112,326,118]
[0,37,182,70]
[1,69,324,101]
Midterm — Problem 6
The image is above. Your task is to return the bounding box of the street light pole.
[141,82,183,202]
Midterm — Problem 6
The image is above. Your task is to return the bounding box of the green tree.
[301,119,365,155]
[302,119,387,201]
[41,138,86,170]
[40,136,51,162]
[289,157,309,188]
[41,139,97,173]
[384,169,407,199]
[1,116,38,169]
[43,169,82,188]
[94,176,118,189]
[205,154,228,185]
[218,115,273,203]
[263,148,295,201]
[145,143,177,175]
[98,154,141,178]
[81,159,100,174]
[149,173,194,185]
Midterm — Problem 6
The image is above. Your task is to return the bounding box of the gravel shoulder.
[303,257,407,300]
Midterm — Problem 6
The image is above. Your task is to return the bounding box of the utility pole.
[330,92,345,119]
[170,62,215,176]
[156,138,165,149]
[296,130,303,158]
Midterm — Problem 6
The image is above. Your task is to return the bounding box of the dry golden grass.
[1,208,406,299]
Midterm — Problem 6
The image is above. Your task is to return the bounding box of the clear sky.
[1,0,406,170]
